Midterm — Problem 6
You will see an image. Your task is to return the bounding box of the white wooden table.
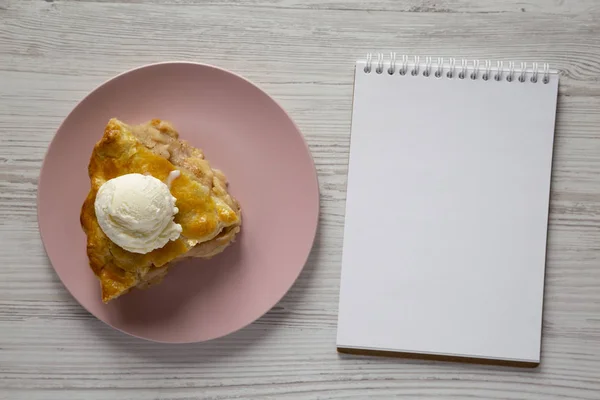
[2,1,600,399]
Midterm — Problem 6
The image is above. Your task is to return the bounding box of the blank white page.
[337,57,559,364]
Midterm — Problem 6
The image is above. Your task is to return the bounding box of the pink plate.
[37,62,319,343]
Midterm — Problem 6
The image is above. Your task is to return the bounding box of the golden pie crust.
[80,118,241,303]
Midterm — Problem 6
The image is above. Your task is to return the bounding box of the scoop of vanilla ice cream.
[94,173,182,254]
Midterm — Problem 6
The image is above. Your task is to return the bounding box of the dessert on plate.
[80,118,241,303]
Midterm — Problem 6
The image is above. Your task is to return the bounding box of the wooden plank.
[1,2,599,97]
[57,0,600,16]
[1,0,600,399]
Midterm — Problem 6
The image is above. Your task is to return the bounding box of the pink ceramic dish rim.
[36,61,320,343]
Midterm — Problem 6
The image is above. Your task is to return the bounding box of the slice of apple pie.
[80,118,241,303]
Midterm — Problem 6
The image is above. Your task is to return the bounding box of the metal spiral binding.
[459,59,468,79]
[375,53,384,74]
[411,56,420,76]
[471,60,480,80]
[362,53,551,84]
[423,57,432,77]
[364,54,373,73]
[495,61,503,81]
[448,58,456,78]
[388,52,396,75]
[435,57,443,78]
[483,60,492,81]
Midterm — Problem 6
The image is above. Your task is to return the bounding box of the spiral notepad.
[337,55,559,366]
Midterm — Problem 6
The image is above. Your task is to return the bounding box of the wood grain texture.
[60,0,600,15]
[1,0,600,399]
